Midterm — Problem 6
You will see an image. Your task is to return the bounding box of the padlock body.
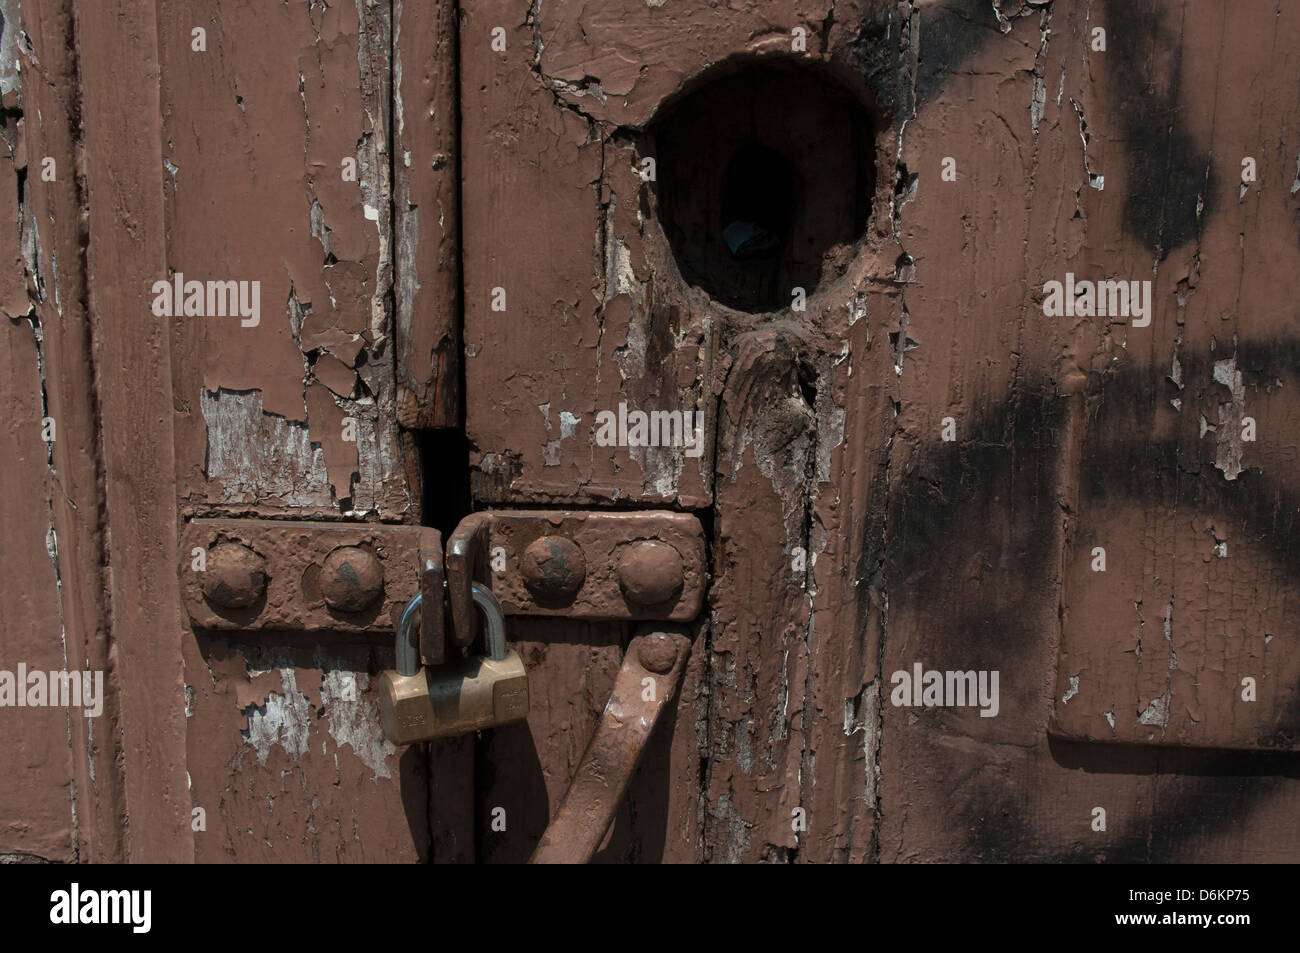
[378,650,530,744]
[377,669,438,745]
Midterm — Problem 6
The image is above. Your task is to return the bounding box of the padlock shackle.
[395,593,423,677]
[470,582,507,661]
[396,583,506,674]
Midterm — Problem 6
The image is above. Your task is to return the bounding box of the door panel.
[459,1,713,508]
[158,1,409,521]
[1050,2,1300,754]
[457,0,720,860]
[876,0,1300,861]
[458,0,896,862]
[0,229,75,861]
[153,0,423,861]
[10,0,132,861]
[394,0,461,430]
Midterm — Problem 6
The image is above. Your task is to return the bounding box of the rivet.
[201,542,267,609]
[320,546,384,613]
[616,541,684,606]
[520,536,586,603]
[637,632,680,674]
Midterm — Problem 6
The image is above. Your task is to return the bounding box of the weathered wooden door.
[456,0,1300,864]
[5,0,453,863]
[4,0,1299,865]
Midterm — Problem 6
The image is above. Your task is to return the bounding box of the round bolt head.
[201,543,268,609]
[520,536,586,603]
[617,541,684,606]
[637,632,680,674]
[320,546,384,613]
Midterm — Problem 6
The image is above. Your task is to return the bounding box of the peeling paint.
[1137,691,1171,728]
[0,0,19,96]
[1061,674,1079,704]
[241,669,312,766]
[1212,356,1245,480]
[560,410,580,438]
[1030,74,1046,135]
[235,652,393,781]
[201,389,334,507]
[320,669,394,781]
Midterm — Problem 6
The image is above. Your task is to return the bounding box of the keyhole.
[649,60,877,313]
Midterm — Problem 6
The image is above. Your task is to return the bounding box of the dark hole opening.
[650,61,876,313]
[417,428,472,542]
[720,143,795,261]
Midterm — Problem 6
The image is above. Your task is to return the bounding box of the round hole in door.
[649,60,876,313]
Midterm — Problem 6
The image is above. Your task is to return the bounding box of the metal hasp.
[180,519,445,647]
[445,510,707,648]
[530,624,693,864]
[182,511,704,640]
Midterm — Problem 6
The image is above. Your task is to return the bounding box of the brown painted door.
[4,0,1298,865]
[5,0,453,863]
[458,0,1300,863]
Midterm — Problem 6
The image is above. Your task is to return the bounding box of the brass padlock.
[378,582,529,744]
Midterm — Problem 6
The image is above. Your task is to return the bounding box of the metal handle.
[530,626,692,864]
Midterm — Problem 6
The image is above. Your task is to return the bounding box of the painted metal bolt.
[616,541,684,606]
[320,546,384,613]
[520,535,587,603]
[201,542,268,609]
[637,632,681,675]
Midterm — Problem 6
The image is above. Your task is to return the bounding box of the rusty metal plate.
[181,511,707,635]
[486,511,706,622]
[180,519,436,635]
